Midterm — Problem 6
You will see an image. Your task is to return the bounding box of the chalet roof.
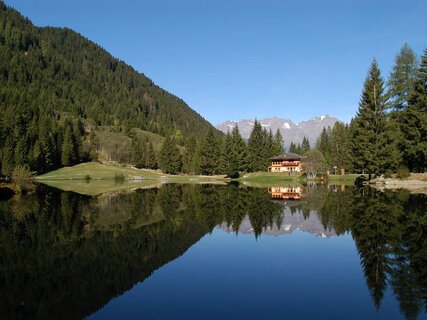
[269,152,302,161]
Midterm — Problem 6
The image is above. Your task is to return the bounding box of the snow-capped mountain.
[216,115,341,149]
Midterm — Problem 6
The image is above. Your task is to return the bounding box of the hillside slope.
[0,2,213,138]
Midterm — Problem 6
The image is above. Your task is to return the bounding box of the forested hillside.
[0,2,214,175]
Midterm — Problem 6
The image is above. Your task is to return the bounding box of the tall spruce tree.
[330,122,352,172]
[197,128,221,175]
[219,132,239,178]
[248,120,267,171]
[301,136,311,154]
[272,129,284,155]
[61,126,75,167]
[146,142,158,169]
[182,136,197,174]
[159,136,182,174]
[231,125,249,172]
[399,49,427,172]
[316,128,332,168]
[387,44,418,112]
[350,60,397,173]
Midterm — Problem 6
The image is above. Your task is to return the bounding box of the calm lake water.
[0,184,426,320]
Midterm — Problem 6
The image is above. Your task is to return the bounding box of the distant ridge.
[216,115,341,148]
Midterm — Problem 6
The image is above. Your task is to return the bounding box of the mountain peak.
[216,115,342,148]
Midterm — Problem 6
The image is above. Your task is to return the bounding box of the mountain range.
[216,115,341,149]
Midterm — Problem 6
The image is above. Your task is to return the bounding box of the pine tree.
[219,132,239,178]
[61,125,75,166]
[301,136,311,154]
[182,136,196,174]
[146,141,158,169]
[131,136,146,168]
[387,44,418,111]
[289,142,297,154]
[197,128,221,175]
[248,120,267,171]
[399,49,427,172]
[351,60,393,173]
[316,128,331,167]
[159,136,182,174]
[272,129,284,155]
[330,122,352,172]
[231,125,249,172]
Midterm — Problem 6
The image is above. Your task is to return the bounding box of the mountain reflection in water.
[0,184,425,319]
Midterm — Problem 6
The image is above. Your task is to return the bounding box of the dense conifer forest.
[0,2,215,175]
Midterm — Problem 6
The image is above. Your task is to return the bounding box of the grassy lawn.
[36,162,228,195]
[37,162,164,180]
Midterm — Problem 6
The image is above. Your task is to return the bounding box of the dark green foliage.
[387,44,418,111]
[182,136,197,174]
[247,120,275,171]
[329,122,352,172]
[301,136,311,154]
[399,49,427,172]
[231,125,249,172]
[0,3,215,175]
[316,128,332,168]
[61,126,75,166]
[159,136,182,174]
[350,60,401,173]
[272,129,285,156]
[396,167,410,179]
[219,132,239,178]
[197,128,221,175]
[146,142,158,169]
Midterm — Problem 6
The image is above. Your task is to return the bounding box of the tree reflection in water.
[0,184,425,319]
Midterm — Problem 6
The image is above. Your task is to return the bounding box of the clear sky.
[4,0,427,125]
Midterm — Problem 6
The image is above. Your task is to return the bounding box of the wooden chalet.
[268,152,302,173]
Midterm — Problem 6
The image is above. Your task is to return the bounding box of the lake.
[0,183,425,319]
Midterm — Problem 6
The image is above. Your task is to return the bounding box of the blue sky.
[5,0,426,125]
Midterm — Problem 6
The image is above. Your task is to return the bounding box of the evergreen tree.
[231,125,249,172]
[272,129,284,155]
[399,49,427,172]
[301,136,311,154]
[159,136,182,174]
[61,126,75,167]
[289,142,297,154]
[387,44,418,111]
[146,142,158,169]
[219,132,239,178]
[248,120,267,171]
[316,128,331,168]
[131,136,146,168]
[330,122,352,172]
[351,60,396,173]
[182,136,196,174]
[197,128,221,175]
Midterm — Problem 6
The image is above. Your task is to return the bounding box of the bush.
[114,173,126,184]
[84,174,91,182]
[384,170,393,179]
[396,167,410,179]
[11,166,35,194]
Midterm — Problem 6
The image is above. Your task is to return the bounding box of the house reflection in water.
[268,186,303,200]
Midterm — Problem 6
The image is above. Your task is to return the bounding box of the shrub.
[114,173,126,184]
[396,167,410,180]
[84,174,91,182]
[384,170,393,179]
[11,166,35,193]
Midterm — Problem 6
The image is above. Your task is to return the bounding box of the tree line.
[315,44,426,174]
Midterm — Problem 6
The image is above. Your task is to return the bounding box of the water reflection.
[0,184,425,319]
